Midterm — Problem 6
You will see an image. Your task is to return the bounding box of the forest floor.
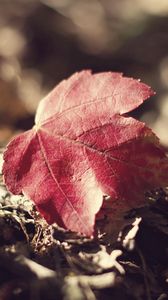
[0,150,168,300]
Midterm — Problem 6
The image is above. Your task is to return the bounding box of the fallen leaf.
[3,71,168,235]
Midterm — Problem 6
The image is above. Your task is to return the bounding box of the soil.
[0,150,168,300]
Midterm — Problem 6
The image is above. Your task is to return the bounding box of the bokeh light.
[0,0,168,148]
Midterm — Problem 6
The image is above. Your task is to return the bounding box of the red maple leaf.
[3,71,168,236]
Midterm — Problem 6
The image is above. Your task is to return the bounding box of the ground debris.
[0,151,168,299]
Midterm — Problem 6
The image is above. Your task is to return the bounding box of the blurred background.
[0,0,168,148]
